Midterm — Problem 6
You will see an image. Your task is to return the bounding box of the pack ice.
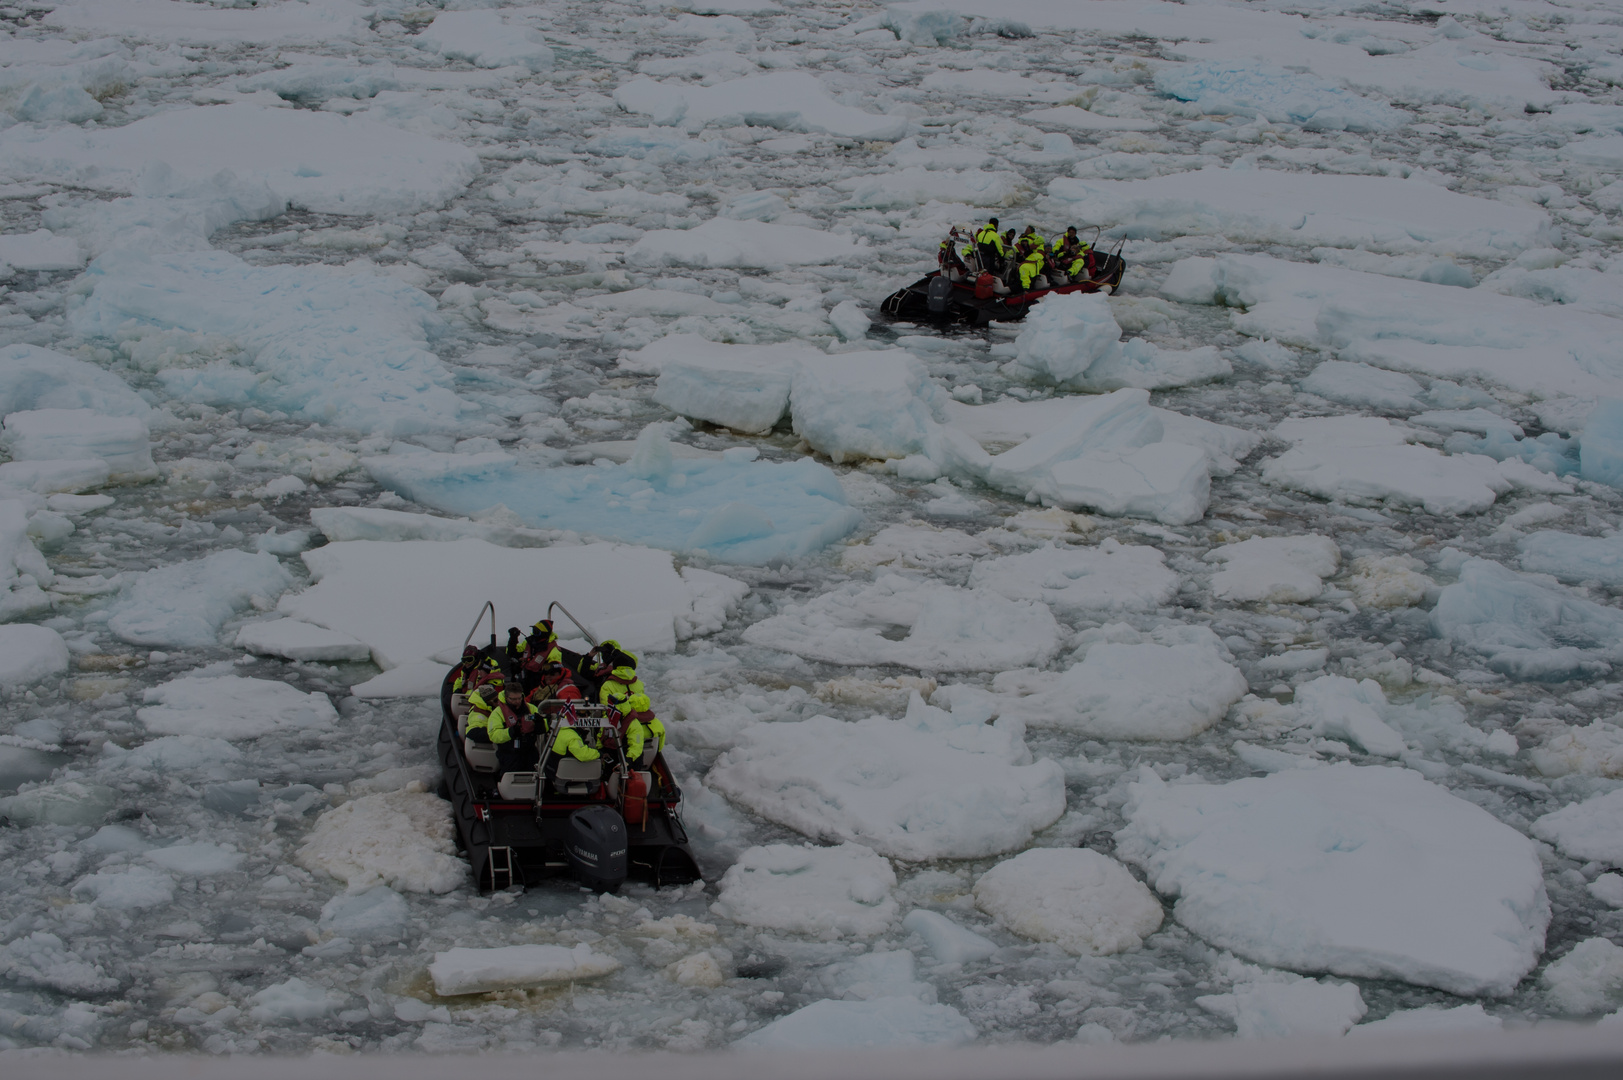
[1115,764,1550,996]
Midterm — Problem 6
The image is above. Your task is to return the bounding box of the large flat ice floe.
[1048,167,1548,255]
[973,848,1163,956]
[1430,557,1623,680]
[648,336,823,434]
[1169,254,1623,401]
[996,624,1247,741]
[72,250,464,438]
[428,944,619,997]
[741,574,1061,672]
[981,389,1215,527]
[277,538,746,680]
[967,539,1179,615]
[1155,61,1403,132]
[0,103,478,219]
[137,676,337,741]
[710,842,899,938]
[1207,534,1341,604]
[364,437,862,565]
[1260,416,1533,516]
[1115,764,1550,996]
[706,713,1066,860]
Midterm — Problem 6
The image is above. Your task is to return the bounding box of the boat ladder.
[487,845,514,891]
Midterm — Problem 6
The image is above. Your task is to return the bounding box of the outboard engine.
[926,274,953,313]
[565,806,627,892]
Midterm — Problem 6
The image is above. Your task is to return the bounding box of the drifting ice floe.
[428,944,620,997]
[968,539,1178,615]
[276,538,745,692]
[995,624,1247,741]
[1207,534,1340,604]
[741,574,1061,673]
[1430,557,1623,680]
[710,842,899,938]
[0,624,69,686]
[365,438,861,565]
[1197,976,1367,1039]
[296,787,464,894]
[105,550,293,648]
[973,848,1163,956]
[706,713,1066,860]
[1115,764,1550,996]
[1051,167,1547,254]
[137,676,337,741]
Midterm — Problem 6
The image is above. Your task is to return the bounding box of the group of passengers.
[450,619,667,780]
[938,216,1097,294]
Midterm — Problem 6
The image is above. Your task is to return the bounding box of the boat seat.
[555,757,601,782]
[452,693,471,736]
[464,737,500,773]
[497,772,538,801]
[640,745,656,768]
[552,755,601,796]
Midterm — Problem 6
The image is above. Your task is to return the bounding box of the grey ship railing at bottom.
[5,1024,1623,1080]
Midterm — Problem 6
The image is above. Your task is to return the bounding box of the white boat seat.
[554,757,601,782]
[464,737,499,773]
[640,745,656,768]
[497,772,538,801]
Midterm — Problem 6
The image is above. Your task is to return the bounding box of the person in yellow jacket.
[519,619,563,664]
[467,684,536,771]
[451,646,499,693]
[972,216,1005,274]
[549,715,601,764]
[592,642,646,710]
[1020,225,1046,252]
[1016,242,1048,291]
[621,691,667,764]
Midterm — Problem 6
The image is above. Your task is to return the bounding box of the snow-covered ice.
[1197,977,1367,1039]
[968,539,1178,614]
[137,676,337,741]
[710,842,899,938]
[0,624,69,686]
[996,624,1247,741]
[1051,168,1548,255]
[1531,789,1623,867]
[706,713,1066,860]
[428,944,620,997]
[296,787,464,895]
[973,848,1163,956]
[105,550,292,648]
[279,539,744,673]
[1116,764,1549,996]
[1207,534,1340,604]
[741,574,1061,673]
[1431,557,1623,680]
